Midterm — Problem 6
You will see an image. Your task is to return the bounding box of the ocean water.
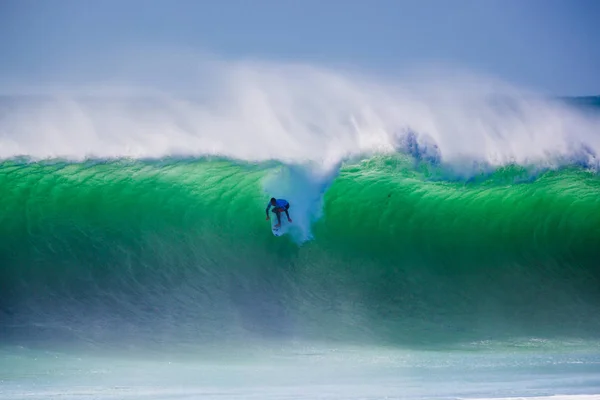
[1,63,600,399]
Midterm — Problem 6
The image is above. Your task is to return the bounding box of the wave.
[2,57,600,347]
[1,156,599,347]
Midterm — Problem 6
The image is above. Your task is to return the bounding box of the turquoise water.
[1,154,599,347]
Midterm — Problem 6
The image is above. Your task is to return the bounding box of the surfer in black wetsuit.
[266,197,292,228]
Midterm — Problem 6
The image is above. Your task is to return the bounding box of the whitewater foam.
[1,56,599,171]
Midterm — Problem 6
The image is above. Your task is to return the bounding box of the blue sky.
[1,0,599,95]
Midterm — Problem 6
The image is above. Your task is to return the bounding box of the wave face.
[1,59,600,348]
[1,154,599,347]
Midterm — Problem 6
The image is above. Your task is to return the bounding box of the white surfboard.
[271,216,289,237]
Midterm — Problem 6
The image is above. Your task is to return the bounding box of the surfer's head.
[270,197,277,205]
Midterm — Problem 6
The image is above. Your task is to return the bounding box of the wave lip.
[1,61,600,175]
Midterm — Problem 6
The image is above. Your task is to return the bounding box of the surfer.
[266,197,292,228]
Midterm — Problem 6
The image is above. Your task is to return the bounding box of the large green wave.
[1,156,599,346]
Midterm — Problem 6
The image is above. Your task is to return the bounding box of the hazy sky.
[1,0,599,95]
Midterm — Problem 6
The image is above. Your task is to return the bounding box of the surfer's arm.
[284,209,292,222]
[265,203,272,219]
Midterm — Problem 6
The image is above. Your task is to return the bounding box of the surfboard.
[271,216,287,237]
